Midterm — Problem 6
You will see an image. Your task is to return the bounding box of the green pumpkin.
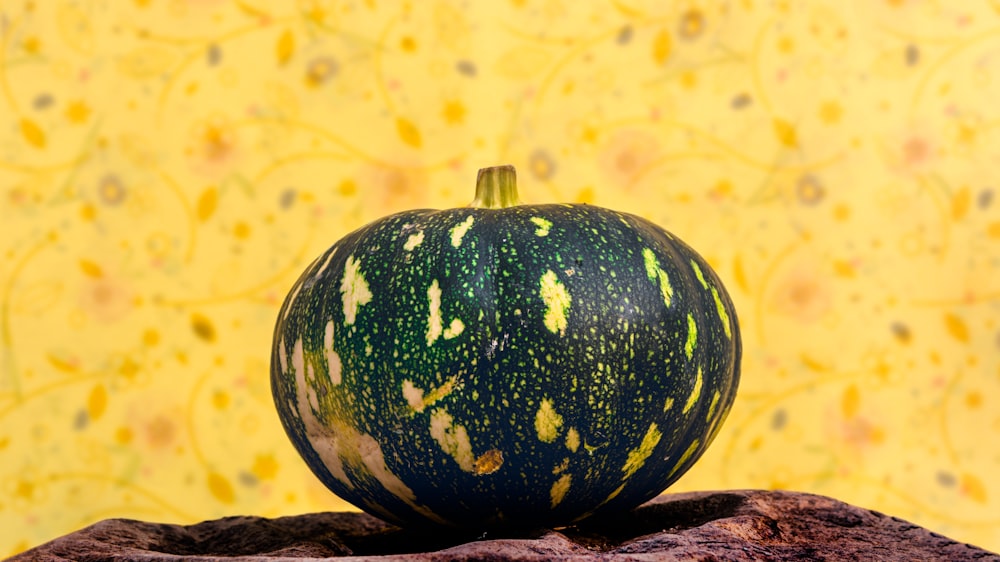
[271,165,740,529]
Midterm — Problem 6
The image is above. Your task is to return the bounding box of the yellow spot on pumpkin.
[711,286,732,339]
[685,314,697,359]
[530,216,552,236]
[691,260,708,288]
[622,423,662,478]
[642,248,674,307]
[683,367,703,414]
[402,376,459,413]
[642,248,659,280]
[292,339,307,388]
[429,408,475,472]
[324,320,342,385]
[706,390,721,422]
[278,338,288,374]
[404,230,424,251]
[402,380,426,412]
[426,282,464,344]
[550,473,572,507]
[535,398,564,443]
[281,280,304,322]
[599,483,626,509]
[565,427,580,452]
[540,270,571,335]
[289,381,445,525]
[289,342,350,493]
[667,438,701,479]
[473,449,504,475]
[306,366,319,410]
[426,280,443,345]
[450,216,475,247]
[355,433,444,524]
[341,255,372,325]
[444,318,465,339]
[664,396,675,412]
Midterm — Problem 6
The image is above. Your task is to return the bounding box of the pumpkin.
[270,165,740,529]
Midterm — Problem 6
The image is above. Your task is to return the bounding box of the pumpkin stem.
[471,165,521,209]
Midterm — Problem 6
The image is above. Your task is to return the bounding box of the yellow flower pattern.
[2,0,1000,555]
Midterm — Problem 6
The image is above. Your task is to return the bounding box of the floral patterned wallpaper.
[3,0,1000,555]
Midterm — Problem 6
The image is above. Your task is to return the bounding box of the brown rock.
[9,490,999,561]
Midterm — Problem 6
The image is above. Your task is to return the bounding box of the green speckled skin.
[271,198,740,530]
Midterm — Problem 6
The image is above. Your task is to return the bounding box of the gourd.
[271,165,740,529]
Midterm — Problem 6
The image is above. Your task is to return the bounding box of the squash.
[271,165,740,529]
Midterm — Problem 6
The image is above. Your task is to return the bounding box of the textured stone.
[11,490,999,561]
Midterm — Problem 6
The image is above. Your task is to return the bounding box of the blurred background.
[2,0,1000,555]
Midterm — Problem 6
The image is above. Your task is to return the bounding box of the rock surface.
[10,489,999,561]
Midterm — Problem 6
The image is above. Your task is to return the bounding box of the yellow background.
[3,0,1000,555]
